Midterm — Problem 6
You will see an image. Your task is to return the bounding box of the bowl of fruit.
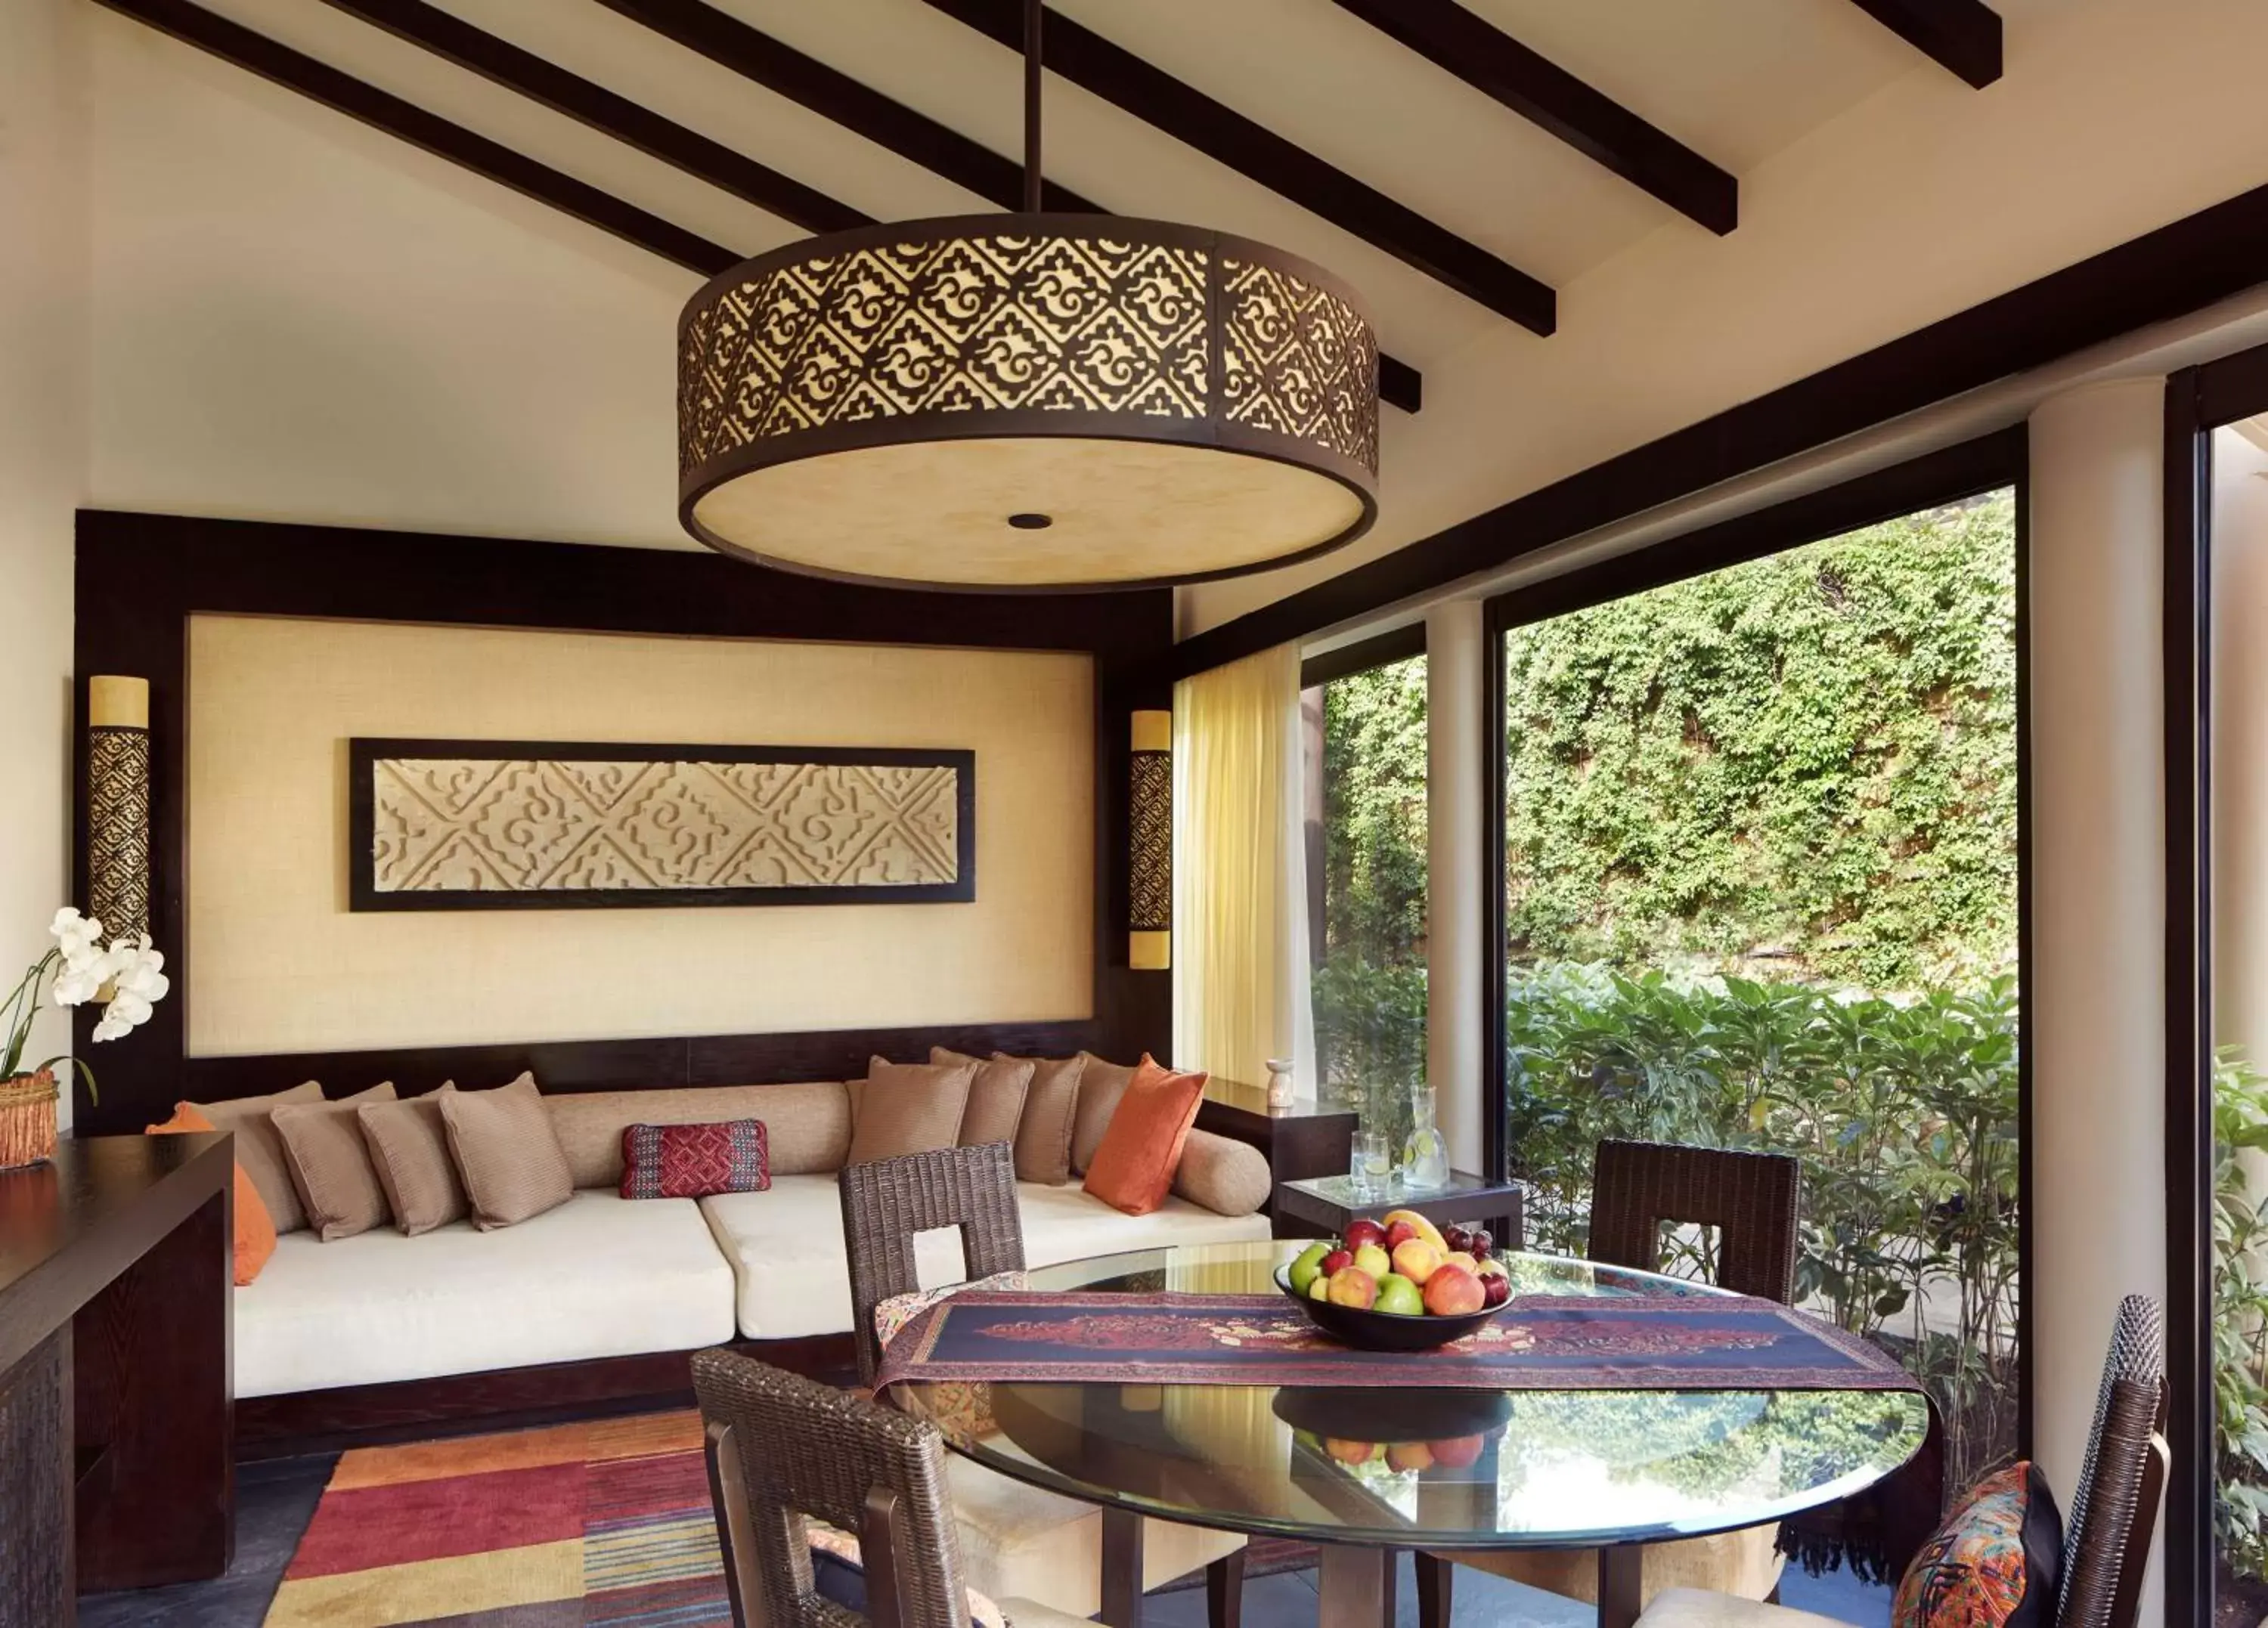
[1276,1212,1513,1351]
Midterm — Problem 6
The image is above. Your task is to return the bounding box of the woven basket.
[0,1069,59,1170]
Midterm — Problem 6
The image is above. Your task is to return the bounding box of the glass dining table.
[888,1240,1930,1628]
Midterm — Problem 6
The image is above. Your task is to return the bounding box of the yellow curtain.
[1172,643,1312,1089]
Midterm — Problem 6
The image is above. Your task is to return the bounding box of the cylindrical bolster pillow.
[1170,1128,1272,1216]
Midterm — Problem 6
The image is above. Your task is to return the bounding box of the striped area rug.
[264,1411,730,1626]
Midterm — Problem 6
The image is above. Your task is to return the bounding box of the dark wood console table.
[1192,1077,1359,1235]
[0,1131,234,1623]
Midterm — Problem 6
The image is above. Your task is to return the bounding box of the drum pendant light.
[676,0,1380,591]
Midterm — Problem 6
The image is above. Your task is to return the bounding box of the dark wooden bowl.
[1273,1266,1507,1352]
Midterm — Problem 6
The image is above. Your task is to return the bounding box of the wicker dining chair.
[1416,1139,1804,1628]
[839,1143,1250,1628]
[1634,1293,2170,1628]
[692,1348,1093,1628]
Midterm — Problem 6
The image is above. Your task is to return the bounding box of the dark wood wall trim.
[1171,175,2268,682]
[70,510,1173,1135]
[1298,622,1427,690]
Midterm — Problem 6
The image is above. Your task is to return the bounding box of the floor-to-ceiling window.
[2167,351,2268,1628]
[1303,631,1428,1147]
[1490,446,2028,1573]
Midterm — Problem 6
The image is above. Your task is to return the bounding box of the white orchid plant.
[0,908,172,1103]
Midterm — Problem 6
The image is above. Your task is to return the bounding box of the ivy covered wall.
[1501,494,2019,991]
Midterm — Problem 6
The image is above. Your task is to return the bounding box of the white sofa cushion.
[235,1189,736,1397]
[699,1173,1273,1339]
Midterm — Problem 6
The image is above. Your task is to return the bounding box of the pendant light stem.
[1022,0,1043,212]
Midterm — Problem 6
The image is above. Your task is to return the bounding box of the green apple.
[1287,1241,1332,1297]
[1374,1272,1424,1317]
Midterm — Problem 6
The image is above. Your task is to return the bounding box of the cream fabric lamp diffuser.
[674,0,1379,591]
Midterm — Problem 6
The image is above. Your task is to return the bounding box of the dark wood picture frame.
[346,738,978,911]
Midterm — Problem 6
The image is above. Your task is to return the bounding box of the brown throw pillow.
[188,1081,324,1234]
[1071,1052,1137,1175]
[847,1057,975,1167]
[439,1073,575,1230]
[358,1088,468,1236]
[271,1083,401,1242]
[996,1052,1086,1186]
[932,1048,1035,1153]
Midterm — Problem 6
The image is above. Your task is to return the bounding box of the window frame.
[2162,340,2268,1626]
[1480,426,2033,1456]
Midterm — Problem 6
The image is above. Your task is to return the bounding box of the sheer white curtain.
[1170,643,1315,1090]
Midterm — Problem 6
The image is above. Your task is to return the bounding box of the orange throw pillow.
[1082,1055,1210,1216]
[148,1103,277,1286]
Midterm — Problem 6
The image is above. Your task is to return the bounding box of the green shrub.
[1500,964,2020,1494]
[2215,1046,2268,1583]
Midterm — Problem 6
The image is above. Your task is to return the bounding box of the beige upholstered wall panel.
[186,615,1092,1055]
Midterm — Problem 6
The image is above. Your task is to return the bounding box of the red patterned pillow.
[1892,1461,2062,1628]
[620,1121,770,1200]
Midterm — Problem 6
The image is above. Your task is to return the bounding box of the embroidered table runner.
[875,1290,1919,1393]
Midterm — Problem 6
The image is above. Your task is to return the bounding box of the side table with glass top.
[887,1240,1929,1628]
[1272,1170,1525,1252]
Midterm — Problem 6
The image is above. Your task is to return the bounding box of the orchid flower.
[6,910,175,1103]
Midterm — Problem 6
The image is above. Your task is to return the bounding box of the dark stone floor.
[74,1456,1892,1628]
[77,1453,336,1628]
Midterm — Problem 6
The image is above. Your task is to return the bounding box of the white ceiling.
[101,0,2268,637]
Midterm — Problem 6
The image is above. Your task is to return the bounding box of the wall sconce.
[87,676,151,942]
[1129,710,1171,971]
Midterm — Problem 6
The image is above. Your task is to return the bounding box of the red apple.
[1423,1263,1485,1316]
[1428,1434,1484,1469]
[1326,1266,1380,1309]
[1343,1218,1388,1253]
[1384,1218,1420,1251]
[1318,1249,1352,1277]
[1326,1438,1376,1466]
[1480,1272,1510,1308]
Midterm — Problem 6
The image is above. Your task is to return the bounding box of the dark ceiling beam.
[1843,0,2003,88]
[919,0,1556,337]
[1328,0,1735,235]
[590,0,1423,414]
[312,0,867,234]
[96,0,739,277]
[589,0,1101,215]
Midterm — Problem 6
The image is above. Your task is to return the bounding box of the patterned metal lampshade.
[677,217,1380,591]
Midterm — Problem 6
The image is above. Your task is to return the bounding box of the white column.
[2028,376,2167,1617]
[1427,600,1486,1175]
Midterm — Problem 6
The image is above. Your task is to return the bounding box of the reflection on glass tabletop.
[888,1241,1931,1550]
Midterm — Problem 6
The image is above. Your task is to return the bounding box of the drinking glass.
[1351,1129,1392,1199]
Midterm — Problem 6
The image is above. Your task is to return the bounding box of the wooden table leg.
[1597,1547,1643,1628]
[73,1187,232,1592]
[1101,1507,1144,1628]
[1317,1545,1394,1628]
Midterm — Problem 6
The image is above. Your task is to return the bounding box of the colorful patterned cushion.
[1892,1461,2062,1628]
[619,1119,770,1200]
